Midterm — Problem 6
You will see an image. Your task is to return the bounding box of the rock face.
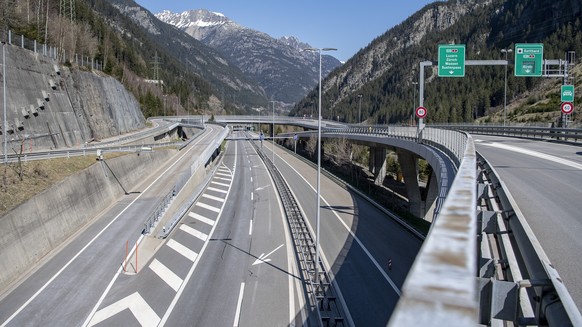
[324,0,493,105]
[102,0,268,108]
[156,9,342,106]
[2,45,145,151]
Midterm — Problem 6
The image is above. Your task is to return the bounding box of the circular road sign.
[561,102,574,115]
[415,106,427,119]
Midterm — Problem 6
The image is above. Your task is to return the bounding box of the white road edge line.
[158,137,237,326]
[281,153,401,295]
[248,141,297,324]
[233,282,245,327]
[4,126,216,327]
[481,142,582,170]
[81,128,218,327]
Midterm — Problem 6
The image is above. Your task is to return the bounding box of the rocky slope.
[156,9,342,106]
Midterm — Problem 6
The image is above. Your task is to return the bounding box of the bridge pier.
[397,150,423,219]
[368,146,387,185]
[423,168,439,222]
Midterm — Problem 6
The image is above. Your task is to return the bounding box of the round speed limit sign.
[561,102,574,115]
[415,106,427,119]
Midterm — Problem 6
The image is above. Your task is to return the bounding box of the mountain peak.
[156,9,234,30]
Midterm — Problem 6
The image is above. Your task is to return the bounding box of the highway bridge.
[0,116,581,326]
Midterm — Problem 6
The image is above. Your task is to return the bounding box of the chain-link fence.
[0,29,102,71]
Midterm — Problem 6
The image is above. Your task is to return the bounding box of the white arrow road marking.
[88,292,159,327]
[252,244,284,266]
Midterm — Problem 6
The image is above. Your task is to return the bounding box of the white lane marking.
[202,193,225,203]
[249,220,253,236]
[233,282,245,327]
[247,141,297,324]
[216,172,231,177]
[208,187,228,194]
[196,202,221,213]
[250,176,253,183]
[281,151,401,296]
[216,177,232,182]
[251,192,253,201]
[180,224,208,241]
[188,212,215,226]
[166,239,198,262]
[149,259,183,292]
[8,126,218,327]
[211,181,230,187]
[481,142,582,170]
[159,137,237,326]
[252,244,284,266]
[88,292,159,327]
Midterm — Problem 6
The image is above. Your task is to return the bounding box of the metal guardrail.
[143,187,175,234]
[249,136,351,326]
[477,154,582,326]
[437,124,582,143]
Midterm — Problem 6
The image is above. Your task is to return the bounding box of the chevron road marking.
[202,193,225,202]
[188,212,215,226]
[212,181,230,187]
[88,292,159,327]
[196,202,221,213]
[207,187,228,194]
[166,239,198,262]
[180,224,208,241]
[149,259,183,292]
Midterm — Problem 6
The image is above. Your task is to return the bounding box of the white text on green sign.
[514,43,543,77]
[438,45,466,77]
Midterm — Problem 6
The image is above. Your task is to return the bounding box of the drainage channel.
[250,140,349,327]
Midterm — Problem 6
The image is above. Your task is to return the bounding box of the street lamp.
[2,41,6,164]
[411,82,418,126]
[501,48,512,127]
[303,47,337,284]
[269,100,276,166]
[357,94,362,124]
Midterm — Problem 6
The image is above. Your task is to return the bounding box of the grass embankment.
[0,154,123,216]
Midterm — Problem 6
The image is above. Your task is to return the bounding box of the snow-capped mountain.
[156,9,342,105]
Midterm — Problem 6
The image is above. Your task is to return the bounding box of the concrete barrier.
[0,149,176,292]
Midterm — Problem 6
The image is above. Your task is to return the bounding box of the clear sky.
[134,0,437,62]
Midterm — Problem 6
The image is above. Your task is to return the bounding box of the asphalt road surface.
[474,135,582,310]
[260,140,423,326]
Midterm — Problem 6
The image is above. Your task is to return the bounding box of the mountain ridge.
[156,9,342,107]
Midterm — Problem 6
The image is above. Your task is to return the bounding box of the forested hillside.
[0,0,267,118]
[291,0,582,125]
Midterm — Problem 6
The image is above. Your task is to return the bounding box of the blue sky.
[134,1,436,62]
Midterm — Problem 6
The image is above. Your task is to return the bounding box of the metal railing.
[437,124,582,143]
[1,29,103,70]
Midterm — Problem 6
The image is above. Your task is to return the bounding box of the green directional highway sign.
[438,44,465,77]
[561,85,575,102]
[515,43,543,77]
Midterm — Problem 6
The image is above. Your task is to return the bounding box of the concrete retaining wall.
[0,149,176,292]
